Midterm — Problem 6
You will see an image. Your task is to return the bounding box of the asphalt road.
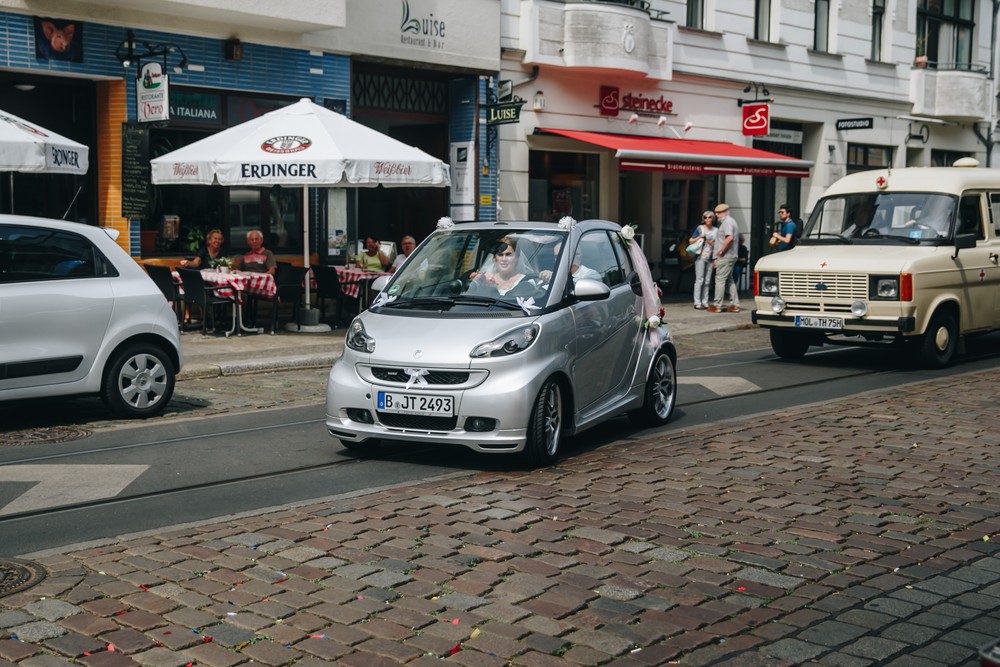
[4,328,1000,556]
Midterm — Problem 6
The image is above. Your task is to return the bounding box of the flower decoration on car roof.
[436,216,454,230]
[557,216,576,231]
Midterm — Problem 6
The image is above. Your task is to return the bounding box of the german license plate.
[377,391,454,416]
[795,315,843,330]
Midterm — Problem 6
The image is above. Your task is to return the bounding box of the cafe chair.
[177,268,236,335]
[145,264,183,325]
[311,264,363,326]
[268,262,311,333]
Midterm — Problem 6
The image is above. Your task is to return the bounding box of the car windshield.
[375,227,568,313]
[804,192,958,244]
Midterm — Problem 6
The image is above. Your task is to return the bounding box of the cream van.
[752,159,1000,368]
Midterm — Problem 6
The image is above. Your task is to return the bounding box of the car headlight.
[470,324,540,358]
[345,318,375,353]
[759,273,779,296]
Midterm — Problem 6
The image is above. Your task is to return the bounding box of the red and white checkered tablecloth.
[173,270,277,304]
[336,266,390,299]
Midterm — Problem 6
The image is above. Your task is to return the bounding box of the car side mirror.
[572,278,610,301]
[371,275,390,292]
[952,232,975,259]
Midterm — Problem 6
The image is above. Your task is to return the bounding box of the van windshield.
[804,192,958,243]
[375,228,568,313]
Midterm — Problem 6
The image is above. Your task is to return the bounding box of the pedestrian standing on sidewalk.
[707,203,741,313]
[689,210,717,309]
[770,204,800,251]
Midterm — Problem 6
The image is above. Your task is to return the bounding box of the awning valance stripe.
[537,128,813,178]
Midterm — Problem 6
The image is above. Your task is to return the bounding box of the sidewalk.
[178,293,756,380]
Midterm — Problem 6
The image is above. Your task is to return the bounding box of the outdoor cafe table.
[335,266,391,302]
[173,269,277,335]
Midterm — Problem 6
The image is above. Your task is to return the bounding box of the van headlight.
[771,296,785,314]
[345,318,375,353]
[759,273,779,296]
[470,324,540,358]
[851,300,868,317]
[870,276,900,300]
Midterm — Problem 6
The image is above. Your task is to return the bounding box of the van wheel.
[101,343,175,418]
[628,351,676,427]
[918,310,957,368]
[770,329,810,359]
[522,378,562,468]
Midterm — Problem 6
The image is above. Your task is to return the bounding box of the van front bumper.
[752,310,917,335]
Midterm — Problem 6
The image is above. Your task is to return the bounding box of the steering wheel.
[860,228,880,239]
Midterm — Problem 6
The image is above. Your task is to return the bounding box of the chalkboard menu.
[121,123,150,219]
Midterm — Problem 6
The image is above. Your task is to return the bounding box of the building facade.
[0,0,501,263]
[498,0,1000,280]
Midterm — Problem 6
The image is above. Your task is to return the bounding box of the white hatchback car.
[0,215,182,417]
[326,218,677,467]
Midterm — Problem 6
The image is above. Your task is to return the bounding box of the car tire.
[628,350,677,427]
[101,343,175,419]
[918,309,957,369]
[770,329,810,359]
[521,378,562,468]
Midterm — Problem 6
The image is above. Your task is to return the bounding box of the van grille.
[780,273,868,300]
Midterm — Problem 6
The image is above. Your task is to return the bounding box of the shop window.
[847,144,893,174]
[917,0,975,69]
[931,149,972,167]
[529,151,599,222]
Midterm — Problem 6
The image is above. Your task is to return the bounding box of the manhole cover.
[0,558,46,598]
[0,427,90,447]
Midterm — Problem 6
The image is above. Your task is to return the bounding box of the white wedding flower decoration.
[646,315,661,329]
[436,216,455,230]
[557,216,577,231]
[619,224,636,241]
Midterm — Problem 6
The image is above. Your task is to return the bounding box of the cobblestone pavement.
[2,353,1000,665]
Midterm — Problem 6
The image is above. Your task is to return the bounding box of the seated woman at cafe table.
[234,230,277,275]
[356,236,390,272]
[179,228,226,269]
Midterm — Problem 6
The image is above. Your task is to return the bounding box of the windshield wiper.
[380,296,455,309]
[452,295,523,310]
[809,232,852,244]
[873,234,920,244]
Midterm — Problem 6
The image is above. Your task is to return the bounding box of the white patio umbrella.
[150,98,450,319]
[0,108,90,213]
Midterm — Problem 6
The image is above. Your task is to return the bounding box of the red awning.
[537,128,813,178]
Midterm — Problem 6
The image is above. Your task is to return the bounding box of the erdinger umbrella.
[150,97,450,314]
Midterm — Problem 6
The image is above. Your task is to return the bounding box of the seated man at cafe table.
[235,230,276,275]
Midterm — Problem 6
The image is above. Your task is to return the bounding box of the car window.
[578,231,625,287]
[990,192,1000,236]
[0,225,103,284]
[957,193,985,240]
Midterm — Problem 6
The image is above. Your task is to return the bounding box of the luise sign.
[136,62,169,123]
[486,100,525,125]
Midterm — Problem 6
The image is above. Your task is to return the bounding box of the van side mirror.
[952,233,975,259]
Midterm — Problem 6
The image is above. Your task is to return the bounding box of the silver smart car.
[325,218,676,466]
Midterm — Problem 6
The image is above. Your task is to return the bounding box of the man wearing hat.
[707,203,741,313]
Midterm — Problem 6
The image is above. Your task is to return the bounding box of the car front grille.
[780,273,868,300]
[371,367,470,385]
[377,413,458,430]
